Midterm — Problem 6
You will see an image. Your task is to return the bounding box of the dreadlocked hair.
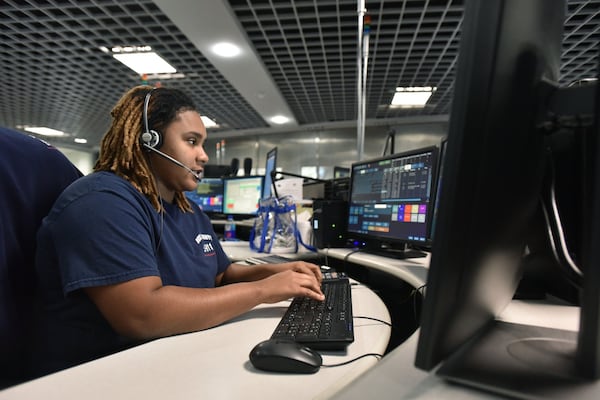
[94,85,194,213]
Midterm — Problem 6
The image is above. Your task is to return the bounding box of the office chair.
[243,157,252,175]
[0,127,82,388]
[230,157,239,176]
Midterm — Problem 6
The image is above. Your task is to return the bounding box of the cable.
[354,315,392,327]
[322,353,383,368]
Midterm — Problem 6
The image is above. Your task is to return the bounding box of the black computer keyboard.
[270,277,354,350]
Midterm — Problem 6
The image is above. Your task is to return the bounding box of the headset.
[140,88,163,150]
[139,88,202,181]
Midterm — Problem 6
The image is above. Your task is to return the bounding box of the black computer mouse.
[249,339,322,374]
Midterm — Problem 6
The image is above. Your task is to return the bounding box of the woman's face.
[149,110,209,200]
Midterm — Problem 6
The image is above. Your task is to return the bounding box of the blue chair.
[0,127,82,388]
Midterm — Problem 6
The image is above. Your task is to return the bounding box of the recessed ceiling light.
[201,116,218,128]
[24,126,68,137]
[390,86,436,108]
[112,51,176,74]
[211,42,241,58]
[270,115,290,124]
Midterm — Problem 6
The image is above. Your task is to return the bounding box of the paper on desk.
[275,178,303,201]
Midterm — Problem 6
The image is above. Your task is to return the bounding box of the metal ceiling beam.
[152,0,298,128]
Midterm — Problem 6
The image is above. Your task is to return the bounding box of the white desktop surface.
[221,240,319,263]
[0,282,390,400]
[330,300,582,400]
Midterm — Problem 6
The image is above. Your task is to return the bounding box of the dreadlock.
[94,85,195,213]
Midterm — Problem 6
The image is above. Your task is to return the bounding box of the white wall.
[57,146,94,175]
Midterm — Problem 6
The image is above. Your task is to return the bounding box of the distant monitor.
[262,147,277,199]
[185,178,223,214]
[415,0,600,397]
[203,164,232,178]
[222,175,264,218]
[333,166,350,179]
[346,145,439,258]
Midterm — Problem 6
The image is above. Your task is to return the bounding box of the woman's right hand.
[258,269,325,304]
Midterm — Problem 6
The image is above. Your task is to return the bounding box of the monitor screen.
[222,175,264,217]
[262,147,277,199]
[414,0,600,396]
[185,178,224,214]
[346,145,438,258]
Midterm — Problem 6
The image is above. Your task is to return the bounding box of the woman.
[30,86,323,377]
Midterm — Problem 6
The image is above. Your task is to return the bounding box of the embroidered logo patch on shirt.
[195,233,216,256]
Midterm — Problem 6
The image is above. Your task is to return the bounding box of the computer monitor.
[262,147,277,199]
[222,175,264,218]
[429,138,447,242]
[415,0,600,397]
[333,166,350,179]
[203,164,232,178]
[346,145,439,259]
[184,178,224,214]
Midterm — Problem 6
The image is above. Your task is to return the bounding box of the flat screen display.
[262,147,277,199]
[223,175,264,217]
[347,146,438,252]
[185,178,224,214]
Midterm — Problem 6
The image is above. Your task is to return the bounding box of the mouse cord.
[321,353,383,368]
[353,315,392,327]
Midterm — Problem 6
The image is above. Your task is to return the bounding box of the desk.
[0,281,390,400]
[221,240,319,263]
[320,248,600,399]
[319,248,430,289]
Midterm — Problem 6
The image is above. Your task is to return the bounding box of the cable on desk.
[321,353,383,368]
[353,315,393,327]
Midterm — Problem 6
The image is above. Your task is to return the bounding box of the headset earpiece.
[141,88,163,150]
[141,129,162,149]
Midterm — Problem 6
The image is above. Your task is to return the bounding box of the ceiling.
[0,0,598,151]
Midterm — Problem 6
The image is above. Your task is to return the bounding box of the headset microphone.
[143,143,203,181]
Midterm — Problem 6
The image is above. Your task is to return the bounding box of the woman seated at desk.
[28,86,324,379]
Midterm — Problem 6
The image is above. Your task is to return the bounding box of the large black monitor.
[262,147,277,199]
[185,178,224,214]
[415,0,600,397]
[222,175,264,219]
[346,145,439,258]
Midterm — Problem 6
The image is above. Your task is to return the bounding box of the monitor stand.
[363,243,427,260]
[437,320,600,399]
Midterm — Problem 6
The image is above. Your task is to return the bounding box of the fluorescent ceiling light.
[391,86,436,108]
[24,126,68,137]
[113,52,176,74]
[270,115,290,124]
[211,42,241,58]
[74,138,88,144]
[201,116,218,128]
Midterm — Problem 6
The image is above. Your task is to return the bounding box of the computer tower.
[311,199,348,248]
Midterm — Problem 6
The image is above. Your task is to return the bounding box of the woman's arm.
[85,266,324,341]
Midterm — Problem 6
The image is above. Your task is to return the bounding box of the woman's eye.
[187,138,197,145]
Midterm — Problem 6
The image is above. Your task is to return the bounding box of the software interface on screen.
[223,176,264,216]
[185,178,224,213]
[347,148,437,244]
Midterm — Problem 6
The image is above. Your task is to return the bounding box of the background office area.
[2,0,600,399]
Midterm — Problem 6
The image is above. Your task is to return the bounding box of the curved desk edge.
[320,248,429,289]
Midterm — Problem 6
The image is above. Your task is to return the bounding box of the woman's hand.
[257,268,325,304]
